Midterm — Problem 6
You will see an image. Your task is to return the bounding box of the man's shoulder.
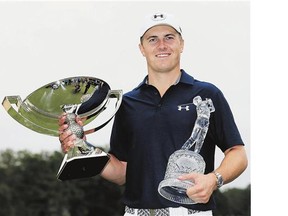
[121,88,141,102]
[180,70,220,92]
[192,78,221,93]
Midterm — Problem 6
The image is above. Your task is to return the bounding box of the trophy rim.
[2,76,122,137]
[158,178,197,204]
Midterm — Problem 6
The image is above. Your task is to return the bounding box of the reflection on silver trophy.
[158,95,215,204]
[2,77,122,181]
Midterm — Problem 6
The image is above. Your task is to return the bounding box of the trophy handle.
[2,95,58,136]
[83,89,123,135]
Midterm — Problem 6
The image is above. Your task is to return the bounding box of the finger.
[59,128,72,140]
[58,124,69,135]
[187,186,210,204]
[61,140,75,153]
[58,113,67,126]
[75,116,84,126]
[60,134,76,152]
[186,183,200,195]
[178,172,198,181]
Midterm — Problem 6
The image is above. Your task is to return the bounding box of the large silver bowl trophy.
[2,77,122,181]
[158,96,215,204]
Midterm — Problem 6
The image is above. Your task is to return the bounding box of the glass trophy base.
[57,150,110,181]
[158,178,196,204]
[158,149,206,204]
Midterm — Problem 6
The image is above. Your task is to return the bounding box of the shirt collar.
[135,69,195,90]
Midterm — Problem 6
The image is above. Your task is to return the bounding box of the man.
[59,12,248,216]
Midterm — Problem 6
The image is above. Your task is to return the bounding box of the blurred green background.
[0,149,250,216]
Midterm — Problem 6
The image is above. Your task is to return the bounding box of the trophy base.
[158,149,206,204]
[158,178,197,204]
[57,151,110,181]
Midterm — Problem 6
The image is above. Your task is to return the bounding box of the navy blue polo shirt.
[109,69,244,210]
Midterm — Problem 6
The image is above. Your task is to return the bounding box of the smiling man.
[139,13,184,96]
[59,12,248,216]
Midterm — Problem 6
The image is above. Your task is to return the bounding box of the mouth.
[155,53,171,58]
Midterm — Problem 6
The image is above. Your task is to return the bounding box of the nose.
[157,39,167,50]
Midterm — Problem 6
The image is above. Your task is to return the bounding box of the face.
[139,25,184,74]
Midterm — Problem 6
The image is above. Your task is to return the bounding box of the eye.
[148,37,158,44]
[165,35,175,41]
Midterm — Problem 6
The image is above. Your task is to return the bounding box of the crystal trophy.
[2,77,122,181]
[158,96,215,204]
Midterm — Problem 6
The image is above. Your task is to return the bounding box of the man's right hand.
[58,113,84,153]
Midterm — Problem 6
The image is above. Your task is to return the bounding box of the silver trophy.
[158,96,215,204]
[2,76,122,181]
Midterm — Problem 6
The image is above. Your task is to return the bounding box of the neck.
[148,69,181,96]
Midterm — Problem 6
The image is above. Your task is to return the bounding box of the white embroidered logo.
[177,105,190,111]
[177,103,193,112]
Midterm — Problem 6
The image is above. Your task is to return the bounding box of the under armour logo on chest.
[178,105,190,111]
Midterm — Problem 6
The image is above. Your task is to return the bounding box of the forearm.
[100,153,127,185]
[215,145,248,186]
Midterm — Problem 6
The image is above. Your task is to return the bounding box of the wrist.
[213,171,224,189]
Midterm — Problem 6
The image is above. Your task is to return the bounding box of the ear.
[139,44,146,57]
[180,39,184,53]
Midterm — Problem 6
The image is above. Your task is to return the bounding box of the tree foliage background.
[0,150,250,216]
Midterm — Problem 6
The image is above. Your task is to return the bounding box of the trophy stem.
[181,137,196,151]
[66,138,99,160]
